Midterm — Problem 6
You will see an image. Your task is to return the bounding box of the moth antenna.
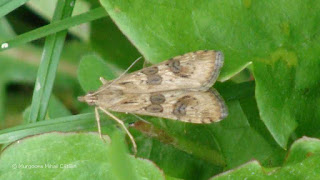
[107,56,142,87]
[99,107,137,155]
[92,56,142,95]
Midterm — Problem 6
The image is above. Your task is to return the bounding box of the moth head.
[78,91,98,106]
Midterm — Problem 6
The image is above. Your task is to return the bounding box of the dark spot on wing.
[146,74,162,85]
[173,96,199,117]
[141,66,159,75]
[145,104,163,113]
[150,93,165,104]
[119,82,133,85]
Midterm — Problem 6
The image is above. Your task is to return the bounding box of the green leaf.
[254,48,320,148]
[47,95,72,119]
[133,121,226,167]
[211,137,320,179]
[100,0,320,149]
[107,131,138,180]
[211,100,276,169]
[0,132,165,179]
[99,0,251,80]
[253,58,298,149]
[133,128,223,180]
[90,16,142,71]
[78,54,116,92]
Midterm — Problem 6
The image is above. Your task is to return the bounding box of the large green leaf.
[99,0,253,80]
[88,0,143,73]
[0,132,165,179]
[211,137,320,179]
[254,49,320,148]
[99,0,320,149]
[90,16,142,71]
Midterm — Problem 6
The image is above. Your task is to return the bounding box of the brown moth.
[78,50,228,154]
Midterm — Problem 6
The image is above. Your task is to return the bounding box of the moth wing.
[102,50,224,93]
[99,89,228,123]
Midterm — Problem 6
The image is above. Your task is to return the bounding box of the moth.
[78,50,228,153]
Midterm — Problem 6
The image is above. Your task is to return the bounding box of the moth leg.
[95,107,105,142]
[130,113,151,124]
[99,107,137,155]
[99,77,108,84]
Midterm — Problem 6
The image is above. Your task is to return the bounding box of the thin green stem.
[0,113,97,143]
[0,7,107,51]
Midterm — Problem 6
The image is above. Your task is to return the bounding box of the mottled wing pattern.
[97,89,228,123]
[101,50,224,93]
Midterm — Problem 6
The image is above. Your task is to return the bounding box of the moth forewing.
[95,89,227,123]
[98,50,224,93]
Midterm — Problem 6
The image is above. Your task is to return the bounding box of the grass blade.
[28,0,75,123]
[0,0,29,18]
[0,113,98,143]
[0,112,133,144]
[0,7,107,51]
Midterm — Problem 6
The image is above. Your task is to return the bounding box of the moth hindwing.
[79,50,228,124]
